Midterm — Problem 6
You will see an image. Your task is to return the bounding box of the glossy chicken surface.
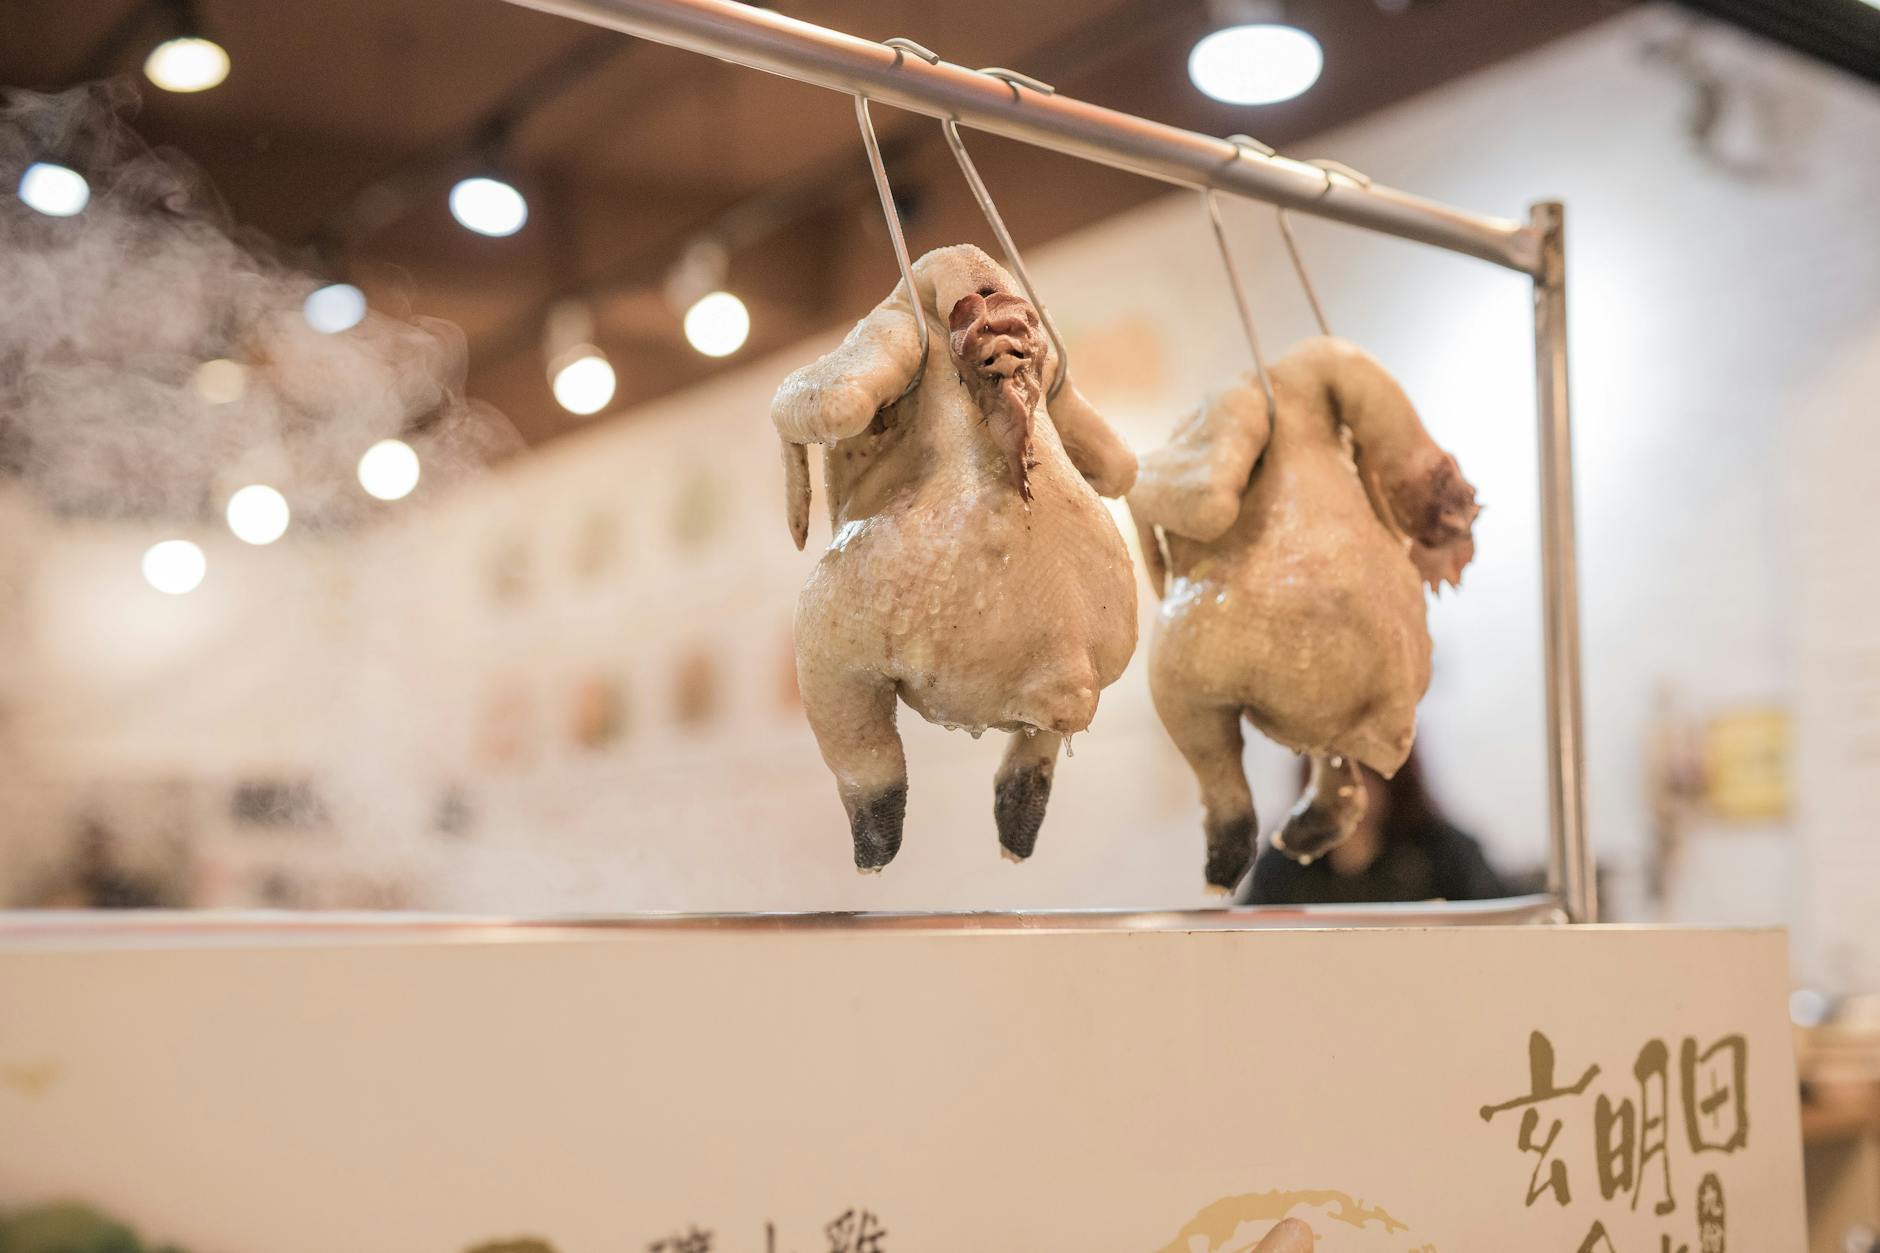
[1128,338,1478,890]
[775,245,1138,873]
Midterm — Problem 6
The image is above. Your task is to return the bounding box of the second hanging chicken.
[1128,337,1480,892]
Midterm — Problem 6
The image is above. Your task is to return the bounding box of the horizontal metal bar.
[495,0,1544,275]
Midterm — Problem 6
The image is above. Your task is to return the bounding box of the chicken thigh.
[775,244,1138,872]
[1128,337,1478,891]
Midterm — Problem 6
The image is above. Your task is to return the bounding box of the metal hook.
[941,118,1070,400]
[1226,136,1335,336]
[1223,132,1276,159]
[882,36,939,66]
[1306,157,1373,190]
[1287,158,1371,334]
[854,93,928,402]
[976,67,1056,98]
[1274,208,1330,337]
[1201,188,1276,423]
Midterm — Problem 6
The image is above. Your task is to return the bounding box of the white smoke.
[0,81,518,523]
[0,81,523,908]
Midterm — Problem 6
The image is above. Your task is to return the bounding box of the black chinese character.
[1480,1031,1600,1206]
[1594,1040,1676,1216]
[825,1209,887,1253]
[1576,1221,1618,1253]
[648,1227,712,1253]
[1696,1172,1726,1253]
[1681,1036,1749,1154]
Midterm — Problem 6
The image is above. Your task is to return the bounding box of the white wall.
[384,5,1878,922]
[5,8,1877,942]
[1794,323,1880,993]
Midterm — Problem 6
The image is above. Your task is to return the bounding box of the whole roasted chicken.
[1128,338,1479,891]
[775,244,1138,872]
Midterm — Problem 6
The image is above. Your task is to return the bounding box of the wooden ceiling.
[2,0,1625,447]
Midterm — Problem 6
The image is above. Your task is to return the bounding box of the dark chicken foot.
[848,784,908,872]
[994,767,1051,860]
[993,729,1062,861]
[1271,754,1366,864]
[1204,810,1259,893]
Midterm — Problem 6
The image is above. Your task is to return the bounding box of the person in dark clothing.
[1239,750,1506,905]
[70,820,169,909]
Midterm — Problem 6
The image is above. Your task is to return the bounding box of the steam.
[0,81,518,523]
[0,82,523,908]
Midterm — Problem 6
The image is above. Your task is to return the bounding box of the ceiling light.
[663,236,730,314]
[303,283,366,334]
[144,35,229,93]
[449,175,528,237]
[225,484,290,545]
[17,162,90,217]
[683,291,750,358]
[551,349,617,416]
[542,298,596,362]
[1188,23,1323,105]
[142,539,206,595]
[357,438,420,501]
[193,358,247,404]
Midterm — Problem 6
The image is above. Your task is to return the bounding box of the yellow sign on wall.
[1703,706,1789,821]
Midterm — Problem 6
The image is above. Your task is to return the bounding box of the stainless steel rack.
[494,0,1595,925]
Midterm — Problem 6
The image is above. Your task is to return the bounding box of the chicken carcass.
[1127,337,1478,890]
[775,244,1138,872]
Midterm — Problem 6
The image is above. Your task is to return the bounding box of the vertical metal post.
[1532,201,1596,924]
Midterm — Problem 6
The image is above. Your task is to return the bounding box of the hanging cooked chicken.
[1128,337,1479,891]
[775,244,1138,872]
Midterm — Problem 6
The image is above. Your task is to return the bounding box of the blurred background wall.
[0,6,1875,988]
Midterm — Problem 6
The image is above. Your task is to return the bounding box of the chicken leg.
[993,729,1062,861]
[797,663,908,872]
[1271,752,1368,864]
[1151,680,1258,893]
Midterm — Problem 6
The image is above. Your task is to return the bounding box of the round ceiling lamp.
[142,539,207,595]
[143,0,229,93]
[551,349,617,416]
[144,35,230,93]
[225,484,290,545]
[357,438,421,501]
[304,283,367,334]
[1189,15,1323,105]
[17,162,90,217]
[683,291,751,358]
[449,175,529,237]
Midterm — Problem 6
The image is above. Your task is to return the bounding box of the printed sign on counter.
[0,920,1804,1251]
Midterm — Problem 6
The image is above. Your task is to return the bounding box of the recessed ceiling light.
[683,291,751,358]
[449,175,529,237]
[17,162,90,217]
[357,438,421,501]
[225,484,290,545]
[303,283,367,334]
[552,349,617,416]
[1188,23,1324,105]
[142,539,207,594]
[194,358,247,404]
[144,35,230,93]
